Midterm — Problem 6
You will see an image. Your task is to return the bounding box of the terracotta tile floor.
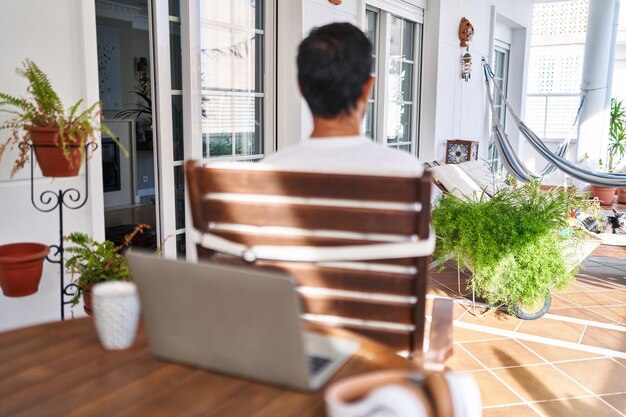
[429,255,626,416]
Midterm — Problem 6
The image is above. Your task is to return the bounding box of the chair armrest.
[424,298,454,371]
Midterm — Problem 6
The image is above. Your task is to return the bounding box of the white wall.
[0,0,102,331]
[421,0,533,163]
[277,0,363,150]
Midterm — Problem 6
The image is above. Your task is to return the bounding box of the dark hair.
[297,23,372,118]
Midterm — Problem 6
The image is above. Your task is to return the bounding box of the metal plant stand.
[19,142,97,320]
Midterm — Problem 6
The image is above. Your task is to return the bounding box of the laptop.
[126,252,360,391]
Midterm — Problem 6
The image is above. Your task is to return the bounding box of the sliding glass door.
[150,0,274,259]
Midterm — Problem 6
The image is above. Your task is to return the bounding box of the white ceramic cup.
[92,281,140,350]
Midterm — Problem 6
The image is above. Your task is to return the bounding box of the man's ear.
[360,76,376,103]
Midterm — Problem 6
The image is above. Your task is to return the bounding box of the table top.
[0,318,416,417]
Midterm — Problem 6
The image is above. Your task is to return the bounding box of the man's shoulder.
[262,136,423,176]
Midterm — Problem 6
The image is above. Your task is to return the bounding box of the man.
[263,22,423,176]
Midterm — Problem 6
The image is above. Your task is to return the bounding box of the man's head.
[297,23,373,120]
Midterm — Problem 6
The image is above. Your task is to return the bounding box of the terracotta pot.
[617,188,626,204]
[27,126,84,177]
[82,284,93,316]
[590,185,617,205]
[0,243,50,297]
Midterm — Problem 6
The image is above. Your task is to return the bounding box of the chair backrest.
[185,160,433,356]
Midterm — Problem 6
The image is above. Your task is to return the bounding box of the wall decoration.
[458,17,474,48]
[97,25,122,110]
[458,17,475,82]
[446,140,479,164]
[462,52,473,82]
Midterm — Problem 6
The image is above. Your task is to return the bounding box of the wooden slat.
[189,162,426,203]
[300,294,413,324]
[265,261,416,296]
[412,256,430,353]
[202,200,418,235]
[424,298,454,369]
[417,171,432,240]
[186,160,206,231]
[308,322,411,353]
[348,328,411,353]
[206,256,417,295]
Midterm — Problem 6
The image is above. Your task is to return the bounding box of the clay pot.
[82,284,93,316]
[27,126,84,177]
[0,243,50,297]
[617,188,626,204]
[590,185,617,205]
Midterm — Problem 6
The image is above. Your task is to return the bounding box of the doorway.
[95,0,158,250]
[488,39,510,173]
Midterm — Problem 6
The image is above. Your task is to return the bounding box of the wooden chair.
[185,160,452,363]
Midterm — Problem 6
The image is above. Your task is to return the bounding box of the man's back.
[263,136,423,177]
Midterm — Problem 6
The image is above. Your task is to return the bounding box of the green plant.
[504,173,518,188]
[65,224,149,306]
[0,59,126,177]
[114,90,152,123]
[432,182,584,309]
[608,97,626,172]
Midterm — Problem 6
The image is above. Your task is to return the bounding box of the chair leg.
[424,298,454,371]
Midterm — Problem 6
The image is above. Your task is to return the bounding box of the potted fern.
[65,224,148,315]
[432,182,594,319]
[0,59,126,177]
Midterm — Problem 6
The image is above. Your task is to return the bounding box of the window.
[525,0,586,145]
[364,5,423,155]
[488,42,510,172]
[200,0,273,161]
[364,9,379,140]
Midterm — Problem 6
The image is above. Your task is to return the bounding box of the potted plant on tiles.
[0,59,126,177]
[588,159,618,205]
[432,182,594,320]
[65,224,149,315]
[587,98,626,204]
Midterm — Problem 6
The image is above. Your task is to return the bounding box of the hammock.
[483,58,626,187]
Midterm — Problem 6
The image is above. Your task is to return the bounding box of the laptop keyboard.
[308,355,332,375]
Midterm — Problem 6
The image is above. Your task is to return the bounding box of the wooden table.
[0,318,416,417]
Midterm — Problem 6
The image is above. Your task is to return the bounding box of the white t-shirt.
[262,135,423,177]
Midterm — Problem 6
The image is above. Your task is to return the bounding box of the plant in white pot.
[0,59,126,177]
[588,158,617,205]
[65,224,148,315]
